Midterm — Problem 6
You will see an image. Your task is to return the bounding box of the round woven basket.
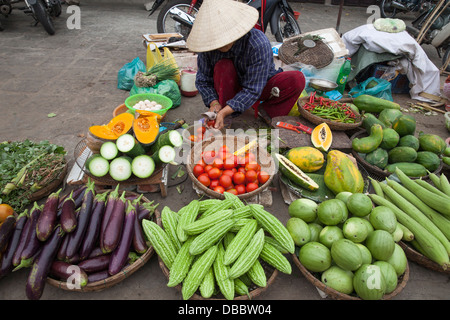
[398,241,450,274]
[297,97,363,131]
[350,130,444,181]
[292,253,409,300]
[187,135,275,200]
[158,256,278,300]
[29,160,68,203]
[46,190,158,292]
[278,37,334,69]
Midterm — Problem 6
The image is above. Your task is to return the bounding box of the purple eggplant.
[77,254,110,273]
[99,184,120,250]
[137,200,159,221]
[87,270,109,283]
[65,179,95,259]
[26,225,65,300]
[0,210,28,279]
[78,191,108,260]
[109,201,136,275]
[60,190,77,233]
[56,208,79,261]
[50,261,88,288]
[36,188,62,242]
[12,207,33,267]
[133,208,148,254]
[88,247,106,259]
[57,185,86,210]
[101,191,126,254]
[16,204,44,268]
[0,214,16,252]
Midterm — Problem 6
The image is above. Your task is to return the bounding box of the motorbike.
[149,0,301,43]
[0,0,60,34]
[379,0,433,18]
[406,1,450,70]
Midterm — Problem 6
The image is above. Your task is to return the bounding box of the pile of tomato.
[189,122,215,143]
[192,144,270,195]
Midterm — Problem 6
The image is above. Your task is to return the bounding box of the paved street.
[0,1,449,302]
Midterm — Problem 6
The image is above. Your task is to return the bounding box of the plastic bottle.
[336,57,351,94]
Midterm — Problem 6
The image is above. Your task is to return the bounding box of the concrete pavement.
[0,2,449,301]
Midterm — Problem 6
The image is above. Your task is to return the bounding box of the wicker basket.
[158,256,278,300]
[187,135,275,200]
[399,241,450,274]
[29,160,68,203]
[292,253,409,300]
[278,37,334,69]
[350,130,444,181]
[297,97,363,131]
[46,190,158,292]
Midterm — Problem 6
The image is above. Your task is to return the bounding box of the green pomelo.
[365,230,395,261]
[346,193,373,217]
[353,264,386,300]
[321,266,354,295]
[335,191,353,204]
[308,223,323,242]
[361,218,374,233]
[286,217,311,247]
[355,243,373,265]
[317,199,346,226]
[373,261,398,294]
[288,198,318,222]
[319,226,344,248]
[369,206,397,233]
[386,243,408,276]
[342,217,369,243]
[298,242,331,273]
[331,239,363,271]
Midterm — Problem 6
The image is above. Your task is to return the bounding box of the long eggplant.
[133,209,148,254]
[77,254,110,273]
[49,260,88,288]
[0,214,16,252]
[88,247,106,259]
[36,188,62,241]
[26,225,65,300]
[65,180,95,259]
[56,208,79,261]
[60,190,77,233]
[101,191,127,254]
[57,185,86,211]
[87,270,109,283]
[12,207,32,267]
[78,191,108,260]
[15,205,44,269]
[99,184,120,250]
[0,211,28,279]
[109,201,136,275]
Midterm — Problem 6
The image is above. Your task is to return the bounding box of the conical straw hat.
[186,0,259,52]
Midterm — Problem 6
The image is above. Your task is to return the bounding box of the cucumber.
[152,145,176,165]
[150,130,183,154]
[116,133,145,158]
[109,156,132,181]
[88,155,109,177]
[131,155,155,179]
[100,141,118,160]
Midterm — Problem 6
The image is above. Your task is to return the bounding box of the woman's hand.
[214,105,234,130]
[209,100,222,113]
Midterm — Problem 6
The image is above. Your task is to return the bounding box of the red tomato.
[197,159,206,168]
[233,172,246,185]
[207,120,216,127]
[219,175,233,189]
[204,164,213,173]
[197,126,206,134]
[222,169,234,177]
[236,156,246,166]
[245,161,260,172]
[245,170,258,184]
[237,167,246,174]
[235,184,246,195]
[208,167,222,180]
[214,185,225,194]
[246,182,259,193]
[203,151,216,164]
[197,173,210,187]
[231,167,237,173]
[193,164,204,178]
[258,171,270,184]
[210,179,220,189]
[227,188,238,195]
[212,157,224,169]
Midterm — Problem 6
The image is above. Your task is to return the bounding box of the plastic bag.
[349,77,393,101]
[146,43,181,83]
[130,79,181,108]
[117,57,146,91]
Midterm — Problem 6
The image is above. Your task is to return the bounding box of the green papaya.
[365,148,389,169]
[362,113,386,133]
[415,151,441,172]
[388,146,417,164]
[353,95,401,113]
[392,115,416,137]
[379,128,400,150]
[378,109,403,127]
[385,162,427,177]
[418,132,446,155]
[398,135,420,151]
[352,124,384,154]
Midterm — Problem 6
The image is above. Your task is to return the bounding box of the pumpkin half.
[133,111,161,146]
[89,112,134,141]
[311,123,332,152]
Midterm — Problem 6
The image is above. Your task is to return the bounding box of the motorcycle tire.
[274,10,301,43]
[31,0,55,35]
[380,0,398,18]
[156,0,201,38]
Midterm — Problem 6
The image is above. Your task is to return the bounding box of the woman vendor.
[186,0,305,130]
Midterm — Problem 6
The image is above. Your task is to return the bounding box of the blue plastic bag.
[130,80,181,108]
[349,77,393,101]
[117,57,146,91]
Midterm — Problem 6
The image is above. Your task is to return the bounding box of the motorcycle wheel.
[31,0,55,35]
[380,0,398,18]
[156,0,201,38]
[49,1,62,18]
[275,10,301,43]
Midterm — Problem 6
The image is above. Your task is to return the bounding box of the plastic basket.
[125,93,173,116]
